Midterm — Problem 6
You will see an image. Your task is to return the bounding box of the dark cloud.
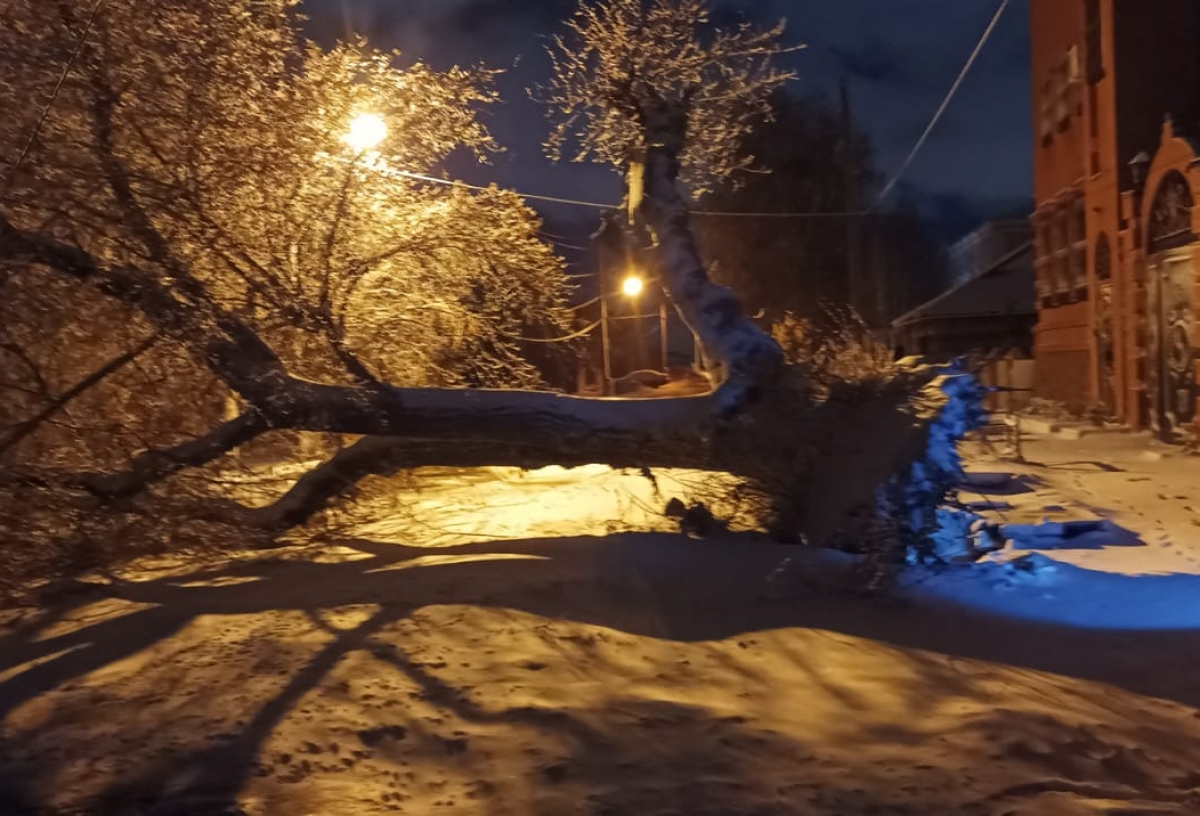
[829,39,911,86]
[901,185,1034,244]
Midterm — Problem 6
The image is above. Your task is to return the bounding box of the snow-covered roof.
[892,240,1035,328]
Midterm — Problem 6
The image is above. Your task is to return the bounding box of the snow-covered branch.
[541,0,797,194]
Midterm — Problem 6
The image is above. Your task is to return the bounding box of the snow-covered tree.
[0,0,573,465]
[543,0,797,195]
[2,1,574,390]
[0,0,955,559]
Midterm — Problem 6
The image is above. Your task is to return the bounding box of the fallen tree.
[0,0,969,571]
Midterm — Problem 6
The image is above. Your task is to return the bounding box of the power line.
[389,0,1010,225]
[691,209,865,219]
[1,0,109,200]
[868,0,1010,212]
[392,168,614,210]
[498,317,600,343]
[395,167,871,220]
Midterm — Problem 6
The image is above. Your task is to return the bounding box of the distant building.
[946,220,1032,285]
[1030,0,1200,438]
[892,239,1035,360]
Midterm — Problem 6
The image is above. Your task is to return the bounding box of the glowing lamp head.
[345,113,388,152]
[621,275,644,297]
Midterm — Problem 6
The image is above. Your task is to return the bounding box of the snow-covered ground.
[910,430,1200,631]
[3,432,1200,814]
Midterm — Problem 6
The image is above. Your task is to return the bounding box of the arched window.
[1147,170,1195,253]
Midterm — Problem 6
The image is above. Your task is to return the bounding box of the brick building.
[1030,0,1200,438]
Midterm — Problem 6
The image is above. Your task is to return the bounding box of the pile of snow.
[1002,518,1142,550]
[5,531,1200,815]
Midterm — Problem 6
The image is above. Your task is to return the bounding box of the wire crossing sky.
[304,0,1033,237]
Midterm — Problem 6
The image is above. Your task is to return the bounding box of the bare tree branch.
[0,332,161,460]
[0,341,52,400]
[75,410,270,498]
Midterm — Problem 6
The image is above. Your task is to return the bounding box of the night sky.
[302,0,1033,243]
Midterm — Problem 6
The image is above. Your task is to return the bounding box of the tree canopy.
[541,0,799,196]
[0,0,573,398]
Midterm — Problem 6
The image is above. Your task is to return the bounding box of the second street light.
[601,271,645,393]
[623,272,647,375]
[622,272,669,376]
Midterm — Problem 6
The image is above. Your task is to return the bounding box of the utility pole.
[597,231,613,395]
[659,299,669,374]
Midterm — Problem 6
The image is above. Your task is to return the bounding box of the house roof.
[892,240,1035,329]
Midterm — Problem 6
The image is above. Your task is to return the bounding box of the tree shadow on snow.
[1022,459,1127,473]
[958,472,1043,495]
[2,533,1200,812]
[1003,518,1146,550]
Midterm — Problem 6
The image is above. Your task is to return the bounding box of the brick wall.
[1033,299,1092,409]
[1035,349,1093,409]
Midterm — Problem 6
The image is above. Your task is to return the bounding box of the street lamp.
[1129,150,1151,192]
[623,273,648,373]
[345,112,388,153]
[626,273,670,377]
[603,271,671,385]
[600,272,647,394]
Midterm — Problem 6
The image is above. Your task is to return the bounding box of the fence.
[978,353,1035,414]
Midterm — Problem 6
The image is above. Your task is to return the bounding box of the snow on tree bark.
[638,100,782,413]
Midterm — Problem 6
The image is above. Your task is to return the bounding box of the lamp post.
[604,272,672,386]
[599,273,646,393]
[659,297,669,374]
[599,281,612,394]
[622,273,647,374]
[628,274,670,375]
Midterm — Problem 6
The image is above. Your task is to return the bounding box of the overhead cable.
[868,0,1010,212]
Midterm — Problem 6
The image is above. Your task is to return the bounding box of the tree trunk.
[249,370,947,541]
[637,101,784,415]
[2,203,948,546]
[77,410,271,499]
